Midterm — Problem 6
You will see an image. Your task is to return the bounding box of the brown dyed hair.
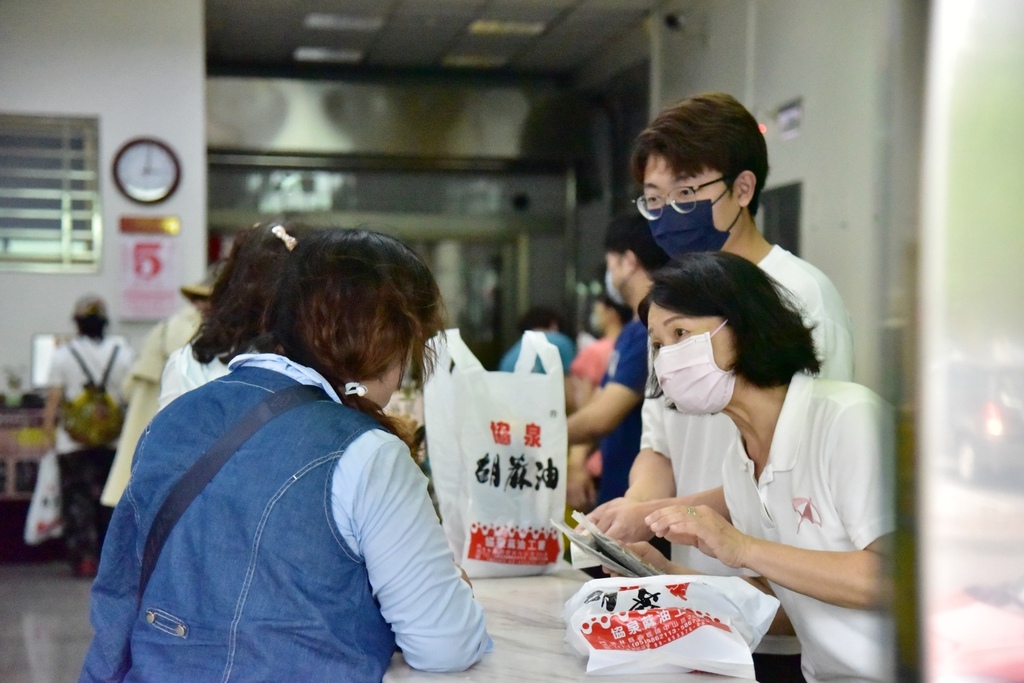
[631,92,769,216]
[191,221,295,364]
[259,228,446,443]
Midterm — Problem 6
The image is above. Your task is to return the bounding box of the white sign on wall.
[777,98,804,140]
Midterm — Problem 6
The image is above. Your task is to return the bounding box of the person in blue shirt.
[566,214,669,511]
[497,306,576,375]
[81,228,491,682]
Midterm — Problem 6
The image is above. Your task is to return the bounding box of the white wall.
[652,0,901,393]
[0,0,206,384]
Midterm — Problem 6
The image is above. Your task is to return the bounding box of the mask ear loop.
[710,319,729,337]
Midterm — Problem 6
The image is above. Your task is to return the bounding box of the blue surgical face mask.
[647,193,741,257]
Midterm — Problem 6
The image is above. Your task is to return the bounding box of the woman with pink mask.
[631,251,894,683]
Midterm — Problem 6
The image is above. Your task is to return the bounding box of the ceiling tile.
[477,0,577,23]
[207,0,651,75]
[392,0,487,19]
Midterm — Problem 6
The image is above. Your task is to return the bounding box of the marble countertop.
[384,567,756,682]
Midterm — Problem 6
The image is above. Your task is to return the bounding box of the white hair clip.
[271,225,297,251]
[344,382,368,397]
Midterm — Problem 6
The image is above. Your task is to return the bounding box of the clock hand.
[143,145,153,175]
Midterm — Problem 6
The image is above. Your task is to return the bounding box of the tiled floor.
[0,563,93,683]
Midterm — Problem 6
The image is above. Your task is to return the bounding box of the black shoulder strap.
[138,383,326,606]
[97,345,120,392]
[67,344,97,388]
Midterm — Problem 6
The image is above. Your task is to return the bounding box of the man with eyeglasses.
[588,92,855,683]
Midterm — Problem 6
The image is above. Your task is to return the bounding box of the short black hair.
[639,252,820,387]
[596,293,634,326]
[603,212,670,273]
[518,306,564,333]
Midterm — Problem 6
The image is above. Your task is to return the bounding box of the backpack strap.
[97,345,120,392]
[67,343,98,388]
[138,382,327,607]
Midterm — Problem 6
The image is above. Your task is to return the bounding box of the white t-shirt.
[758,245,854,382]
[642,245,855,571]
[723,373,895,682]
[47,336,134,453]
[159,343,230,410]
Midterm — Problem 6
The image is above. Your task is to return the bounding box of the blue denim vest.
[82,367,396,682]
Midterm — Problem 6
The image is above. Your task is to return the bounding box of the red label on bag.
[666,582,691,600]
[467,523,561,565]
[579,608,731,651]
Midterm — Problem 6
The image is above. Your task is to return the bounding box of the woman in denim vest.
[81,228,491,682]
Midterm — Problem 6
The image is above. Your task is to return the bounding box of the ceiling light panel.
[293,46,364,63]
[393,0,486,21]
[468,19,547,36]
[304,13,385,32]
[482,0,576,23]
[441,54,509,68]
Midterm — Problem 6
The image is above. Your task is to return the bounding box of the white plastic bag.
[423,329,567,578]
[563,575,779,678]
[24,450,63,545]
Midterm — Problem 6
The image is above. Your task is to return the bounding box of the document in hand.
[552,511,662,578]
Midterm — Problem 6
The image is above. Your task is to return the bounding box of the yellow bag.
[62,345,124,447]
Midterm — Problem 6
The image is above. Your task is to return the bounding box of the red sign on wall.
[120,216,181,321]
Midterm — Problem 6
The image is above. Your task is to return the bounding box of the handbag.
[24,449,63,544]
[423,329,567,578]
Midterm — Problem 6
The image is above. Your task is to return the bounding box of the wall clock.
[112,137,181,204]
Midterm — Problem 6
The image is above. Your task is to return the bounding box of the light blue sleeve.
[331,430,492,672]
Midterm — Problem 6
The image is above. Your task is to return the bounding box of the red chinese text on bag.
[423,329,567,578]
[563,575,779,678]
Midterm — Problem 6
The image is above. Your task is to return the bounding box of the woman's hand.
[645,504,753,569]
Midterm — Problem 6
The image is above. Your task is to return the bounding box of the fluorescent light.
[468,19,546,36]
[442,54,508,68]
[304,13,384,32]
[293,47,364,64]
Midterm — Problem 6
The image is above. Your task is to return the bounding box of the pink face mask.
[652,319,734,414]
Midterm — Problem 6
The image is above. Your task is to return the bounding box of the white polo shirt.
[641,245,855,572]
[722,373,895,682]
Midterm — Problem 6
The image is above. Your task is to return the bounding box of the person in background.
[82,229,491,681]
[565,214,669,512]
[631,252,892,683]
[498,306,576,370]
[589,92,856,681]
[568,293,634,484]
[159,221,296,410]
[569,293,634,411]
[42,295,134,578]
[497,305,577,410]
[100,268,217,507]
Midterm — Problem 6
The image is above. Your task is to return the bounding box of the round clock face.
[113,138,181,204]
